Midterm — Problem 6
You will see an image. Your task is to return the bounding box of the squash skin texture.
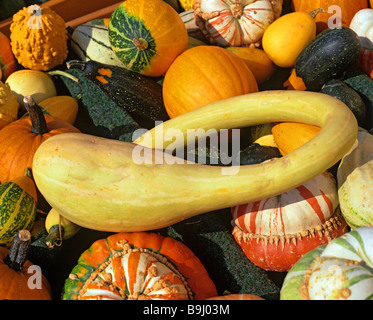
[32,91,357,232]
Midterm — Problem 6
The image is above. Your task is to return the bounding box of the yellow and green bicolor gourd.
[0,168,37,246]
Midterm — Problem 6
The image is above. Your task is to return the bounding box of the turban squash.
[281,226,373,300]
[232,171,348,272]
[62,232,217,300]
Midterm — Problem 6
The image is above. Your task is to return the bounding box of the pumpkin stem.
[132,38,149,51]
[47,70,79,82]
[23,95,50,135]
[45,225,64,249]
[3,230,31,272]
[309,8,324,19]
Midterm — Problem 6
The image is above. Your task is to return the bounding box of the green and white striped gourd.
[337,131,373,228]
[180,10,199,32]
[280,226,373,300]
[0,168,37,246]
[71,24,125,67]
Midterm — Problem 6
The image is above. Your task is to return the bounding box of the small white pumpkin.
[349,8,373,50]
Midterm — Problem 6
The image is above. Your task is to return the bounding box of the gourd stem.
[3,230,31,272]
[23,96,50,135]
[45,225,64,249]
[47,70,79,82]
[24,167,32,179]
[132,38,149,51]
[309,8,324,19]
[66,60,86,71]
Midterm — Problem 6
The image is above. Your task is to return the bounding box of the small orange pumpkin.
[62,232,218,300]
[0,31,17,81]
[0,230,52,300]
[0,96,80,184]
[162,45,258,118]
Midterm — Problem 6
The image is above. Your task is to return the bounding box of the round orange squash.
[226,47,276,84]
[0,96,80,184]
[0,230,52,300]
[0,31,17,81]
[163,45,258,118]
[271,122,321,156]
[291,0,369,33]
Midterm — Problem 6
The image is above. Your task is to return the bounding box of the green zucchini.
[294,27,363,91]
[320,79,366,127]
[66,59,169,129]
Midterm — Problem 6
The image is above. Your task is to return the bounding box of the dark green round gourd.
[294,27,363,91]
[320,79,366,128]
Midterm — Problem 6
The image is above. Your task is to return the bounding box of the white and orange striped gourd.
[194,0,283,47]
[232,171,348,271]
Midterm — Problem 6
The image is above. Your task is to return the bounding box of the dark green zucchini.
[67,60,169,129]
[294,27,363,91]
[320,79,366,127]
[343,66,373,131]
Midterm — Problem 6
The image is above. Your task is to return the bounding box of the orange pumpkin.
[0,230,52,300]
[291,0,369,33]
[62,232,218,300]
[271,122,321,155]
[0,96,80,184]
[163,45,258,118]
[226,47,276,84]
[0,31,17,81]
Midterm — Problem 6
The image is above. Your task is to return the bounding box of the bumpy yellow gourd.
[179,0,195,10]
[0,81,18,129]
[10,5,68,71]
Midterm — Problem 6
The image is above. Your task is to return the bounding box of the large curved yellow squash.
[32,91,357,232]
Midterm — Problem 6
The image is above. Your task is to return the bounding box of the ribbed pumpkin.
[226,47,276,84]
[63,232,217,300]
[10,5,68,71]
[0,80,18,130]
[232,171,348,271]
[0,168,37,246]
[163,45,258,118]
[291,0,369,33]
[272,122,321,156]
[108,0,188,77]
[0,31,17,81]
[281,226,373,300]
[0,230,52,300]
[0,96,80,184]
[194,0,283,47]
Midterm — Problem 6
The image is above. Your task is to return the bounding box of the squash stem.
[309,8,324,19]
[3,230,31,272]
[45,225,64,249]
[23,96,50,135]
[47,70,79,82]
[132,38,149,51]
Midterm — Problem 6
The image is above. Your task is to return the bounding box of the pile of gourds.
[0,0,372,301]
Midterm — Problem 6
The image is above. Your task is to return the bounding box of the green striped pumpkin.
[0,169,37,246]
[108,0,188,77]
[280,227,373,300]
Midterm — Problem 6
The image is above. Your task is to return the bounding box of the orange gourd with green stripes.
[108,0,188,76]
[0,168,37,246]
[63,232,217,300]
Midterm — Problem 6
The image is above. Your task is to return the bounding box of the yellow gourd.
[179,0,195,11]
[262,11,317,68]
[0,81,19,130]
[10,5,68,71]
